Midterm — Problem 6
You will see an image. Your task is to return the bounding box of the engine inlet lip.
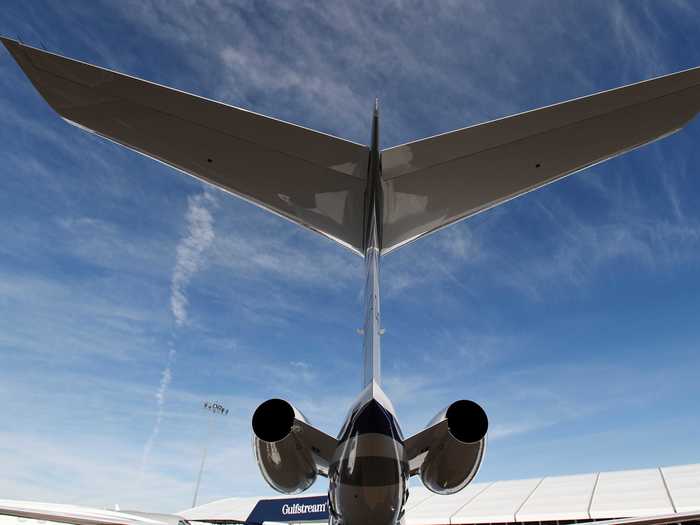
[252,398,296,442]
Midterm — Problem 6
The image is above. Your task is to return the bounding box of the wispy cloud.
[142,191,217,472]
[171,192,218,327]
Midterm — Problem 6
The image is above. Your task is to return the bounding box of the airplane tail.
[6,36,700,259]
[6,37,700,389]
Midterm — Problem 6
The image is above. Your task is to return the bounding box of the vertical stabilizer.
[362,101,382,387]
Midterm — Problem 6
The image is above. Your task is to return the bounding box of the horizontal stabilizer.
[5,38,700,256]
[1,38,368,254]
[381,65,700,253]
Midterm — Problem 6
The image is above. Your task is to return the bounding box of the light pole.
[192,401,228,508]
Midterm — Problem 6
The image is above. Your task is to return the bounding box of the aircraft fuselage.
[328,384,407,525]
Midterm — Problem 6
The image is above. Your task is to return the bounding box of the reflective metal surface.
[254,432,318,495]
[0,37,369,254]
[419,428,486,495]
[381,65,700,253]
[253,400,317,494]
[6,37,700,258]
[329,385,407,525]
[252,399,338,494]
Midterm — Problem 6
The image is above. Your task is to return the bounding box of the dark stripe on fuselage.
[338,399,404,443]
[331,456,408,486]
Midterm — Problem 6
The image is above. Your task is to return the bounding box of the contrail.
[140,346,175,473]
[171,192,218,326]
[140,191,217,473]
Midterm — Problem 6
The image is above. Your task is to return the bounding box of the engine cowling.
[252,398,317,494]
[420,399,488,495]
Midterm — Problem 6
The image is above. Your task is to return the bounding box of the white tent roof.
[517,473,598,522]
[662,464,700,513]
[451,478,542,524]
[181,463,700,524]
[590,468,674,520]
[407,483,492,525]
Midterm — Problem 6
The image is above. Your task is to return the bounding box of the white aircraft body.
[3,36,700,525]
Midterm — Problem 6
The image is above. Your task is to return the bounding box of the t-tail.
[8,37,700,524]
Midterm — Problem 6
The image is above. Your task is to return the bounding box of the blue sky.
[1,0,700,514]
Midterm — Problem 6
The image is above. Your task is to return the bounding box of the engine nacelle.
[420,400,488,495]
[252,398,317,494]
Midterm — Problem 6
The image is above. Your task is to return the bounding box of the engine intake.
[420,399,488,495]
[252,398,296,442]
[446,399,488,443]
[252,398,317,494]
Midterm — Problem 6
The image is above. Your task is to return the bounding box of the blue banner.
[246,495,329,524]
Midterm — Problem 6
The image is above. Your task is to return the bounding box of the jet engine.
[418,400,488,495]
[252,398,318,494]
